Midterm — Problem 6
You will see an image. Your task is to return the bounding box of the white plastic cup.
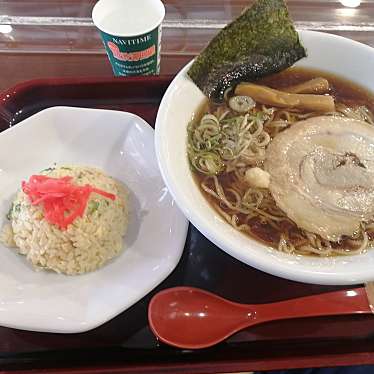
[92,0,165,76]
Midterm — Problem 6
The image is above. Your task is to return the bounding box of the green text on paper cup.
[100,26,161,76]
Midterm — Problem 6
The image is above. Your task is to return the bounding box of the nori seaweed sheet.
[187,0,306,101]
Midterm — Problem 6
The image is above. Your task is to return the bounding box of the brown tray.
[0,76,374,373]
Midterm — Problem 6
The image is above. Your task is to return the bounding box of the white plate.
[0,106,188,333]
[155,30,374,285]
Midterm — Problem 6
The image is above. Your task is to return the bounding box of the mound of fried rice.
[0,166,128,275]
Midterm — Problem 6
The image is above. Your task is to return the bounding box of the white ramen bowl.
[155,30,374,285]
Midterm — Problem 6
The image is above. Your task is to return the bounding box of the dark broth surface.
[191,67,374,252]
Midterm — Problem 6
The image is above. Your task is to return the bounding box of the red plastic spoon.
[148,286,373,349]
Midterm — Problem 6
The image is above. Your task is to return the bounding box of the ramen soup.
[187,67,374,256]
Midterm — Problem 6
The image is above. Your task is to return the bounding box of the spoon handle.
[256,287,372,324]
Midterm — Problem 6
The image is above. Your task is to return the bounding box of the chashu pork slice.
[265,116,374,241]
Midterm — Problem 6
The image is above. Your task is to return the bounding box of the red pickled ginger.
[22,175,116,230]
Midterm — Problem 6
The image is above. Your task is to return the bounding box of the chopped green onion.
[87,200,100,215]
[40,167,55,173]
[6,203,13,220]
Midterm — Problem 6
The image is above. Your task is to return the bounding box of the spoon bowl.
[148,286,372,349]
[149,287,252,349]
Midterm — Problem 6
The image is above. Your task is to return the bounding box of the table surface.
[2,0,374,372]
[1,0,374,92]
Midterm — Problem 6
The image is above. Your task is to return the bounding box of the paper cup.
[92,0,165,76]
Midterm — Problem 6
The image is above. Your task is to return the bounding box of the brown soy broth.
[193,171,282,247]
[191,67,374,252]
